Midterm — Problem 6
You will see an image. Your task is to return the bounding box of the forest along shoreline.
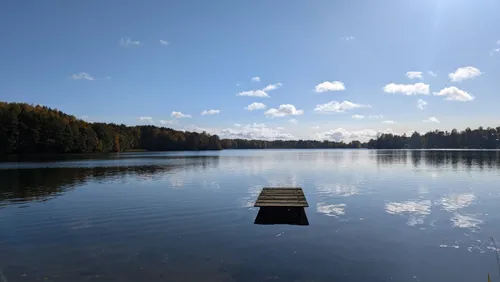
[1,102,500,155]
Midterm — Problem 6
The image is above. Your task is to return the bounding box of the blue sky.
[1,0,499,141]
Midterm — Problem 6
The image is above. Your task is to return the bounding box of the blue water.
[1,150,500,282]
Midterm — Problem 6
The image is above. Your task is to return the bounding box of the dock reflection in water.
[254,207,309,226]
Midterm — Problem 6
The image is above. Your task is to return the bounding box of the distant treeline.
[0,102,357,154]
[224,128,500,149]
[220,139,363,149]
[0,102,222,154]
[1,102,499,154]
[367,128,500,149]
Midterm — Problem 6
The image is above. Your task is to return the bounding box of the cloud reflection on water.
[385,200,431,226]
[315,182,358,218]
[241,185,262,210]
[438,193,475,212]
[267,174,299,188]
[316,203,346,217]
[407,215,425,226]
[450,213,483,230]
[385,200,431,215]
[317,184,358,197]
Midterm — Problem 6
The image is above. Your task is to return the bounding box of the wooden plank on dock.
[254,187,309,207]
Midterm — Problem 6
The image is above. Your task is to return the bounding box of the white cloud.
[316,128,379,142]
[219,123,293,140]
[423,117,440,123]
[289,118,298,124]
[368,115,384,119]
[406,71,423,80]
[120,37,141,46]
[201,109,220,115]
[159,119,177,125]
[79,115,89,119]
[417,99,428,110]
[237,83,282,97]
[265,104,304,118]
[70,72,95,81]
[382,120,395,124]
[428,71,437,77]
[251,76,260,82]
[314,81,345,93]
[262,83,282,92]
[138,116,153,123]
[312,126,320,130]
[383,83,430,95]
[171,111,192,118]
[180,125,211,133]
[448,66,482,82]
[490,41,500,55]
[340,36,355,41]
[433,86,474,101]
[245,102,267,111]
[159,40,170,45]
[314,100,371,113]
[238,90,269,97]
[352,114,364,119]
[382,128,396,135]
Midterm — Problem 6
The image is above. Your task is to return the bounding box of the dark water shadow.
[0,152,222,163]
[374,150,500,170]
[0,157,219,204]
[254,207,309,226]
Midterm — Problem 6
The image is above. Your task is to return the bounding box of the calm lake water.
[1,150,500,282]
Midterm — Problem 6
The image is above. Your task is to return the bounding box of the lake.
[1,150,500,282]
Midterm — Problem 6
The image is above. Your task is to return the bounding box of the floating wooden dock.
[254,187,309,207]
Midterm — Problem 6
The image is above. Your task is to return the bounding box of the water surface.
[1,150,500,282]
